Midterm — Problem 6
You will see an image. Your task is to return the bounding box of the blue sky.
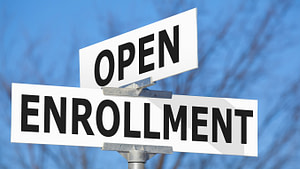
[1,0,300,168]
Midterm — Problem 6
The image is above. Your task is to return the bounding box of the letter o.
[96,100,120,137]
[94,50,114,86]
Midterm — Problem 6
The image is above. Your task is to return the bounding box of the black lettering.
[159,25,179,68]
[96,100,120,137]
[21,94,39,132]
[118,43,135,81]
[235,109,253,144]
[72,98,94,135]
[192,107,208,141]
[124,102,140,138]
[164,104,187,140]
[94,50,114,86]
[144,103,160,139]
[212,108,232,143]
[139,34,154,74]
[44,96,66,133]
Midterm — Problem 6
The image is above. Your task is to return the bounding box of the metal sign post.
[102,77,173,169]
[102,143,173,169]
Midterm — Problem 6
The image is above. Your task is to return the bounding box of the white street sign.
[11,83,257,156]
[80,8,198,88]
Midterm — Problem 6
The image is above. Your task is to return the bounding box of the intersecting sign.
[79,8,198,88]
[11,8,258,157]
[11,83,257,156]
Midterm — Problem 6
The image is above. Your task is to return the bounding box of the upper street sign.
[11,83,257,156]
[80,8,198,88]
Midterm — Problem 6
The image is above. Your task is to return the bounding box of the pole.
[102,143,173,169]
[127,150,146,169]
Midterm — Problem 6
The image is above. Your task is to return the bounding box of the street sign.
[80,8,198,88]
[11,83,257,156]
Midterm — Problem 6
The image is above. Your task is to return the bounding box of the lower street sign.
[11,83,257,156]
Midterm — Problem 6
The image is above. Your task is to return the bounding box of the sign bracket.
[101,77,173,168]
[102,143,173,169]
[102,77,172,99]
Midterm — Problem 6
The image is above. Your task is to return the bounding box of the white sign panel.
[11,83,257,156]
[80,8,198,88]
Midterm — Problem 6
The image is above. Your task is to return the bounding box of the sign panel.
[80,8,198,88]
[11,83,257,156]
